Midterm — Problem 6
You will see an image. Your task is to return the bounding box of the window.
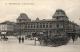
[46,25,48,28]
[33,25,35,28]
[28,25,30,28]
[37,25,39,28]
[40,24,42,28]
[49,23,52,28]
[57,24,59,28]
[43,24,45,28]
[31,25,33,28]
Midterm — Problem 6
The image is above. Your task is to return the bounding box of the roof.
[0,21,15,25]
[52,9,67,17]
[17,13,30,20]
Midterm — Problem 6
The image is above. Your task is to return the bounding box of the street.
[0,36,80,52]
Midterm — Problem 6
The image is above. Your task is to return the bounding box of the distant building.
[16,9,80,37]
[0,21,15,36]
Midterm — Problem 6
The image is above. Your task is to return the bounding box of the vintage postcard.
[0,0,80,52]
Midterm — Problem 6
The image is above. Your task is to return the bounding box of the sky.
[0,0,80,24]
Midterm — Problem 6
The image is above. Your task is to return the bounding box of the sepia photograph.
[0,0,80,52]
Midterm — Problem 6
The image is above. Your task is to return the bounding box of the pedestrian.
[22,37,24,43]
[72,35,75,43]
[19,36,21,43]
[34,37,36,45]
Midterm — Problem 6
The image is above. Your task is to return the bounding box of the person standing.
[19,36,21,43]
[22,37,24,43]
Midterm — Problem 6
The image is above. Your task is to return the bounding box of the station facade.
[16,9,80,37]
